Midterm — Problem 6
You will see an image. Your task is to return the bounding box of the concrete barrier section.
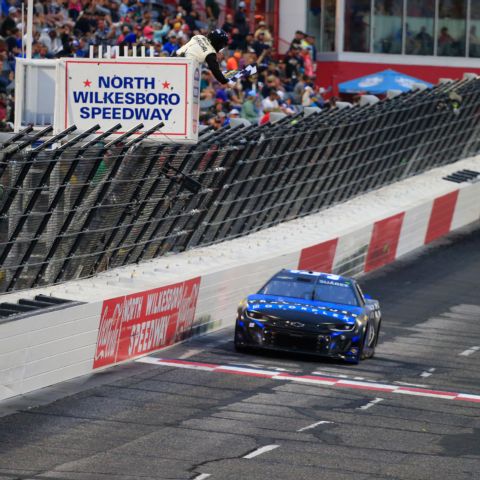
[1,156,479,401]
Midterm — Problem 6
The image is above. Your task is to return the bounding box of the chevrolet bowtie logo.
[289,322,305,328]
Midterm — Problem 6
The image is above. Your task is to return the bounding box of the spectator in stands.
[300,46,314,77]
[162,34,179,55]
[285,46,304,83]
[302,85,314,107]
[413,26,433,55]
[224,108,240,125]
[205,0,220,30]
[241,90,260,123]
[305,34,317,60]
[0,0,334,132]
[253,32,270,57]
[352,94,362,106]
[179,0,193,15]
[222,13,235,35]
[262,88,280,113]
[1,7,19,37]
[230,27,247,50]
[438,27,455,56]
[254,21,273,47]
[290,30,305,49]
[469,26,480,57]
[327,96,338,109]
[234,1,249,40]
[226,49,242,71]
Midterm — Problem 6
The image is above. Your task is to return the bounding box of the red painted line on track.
[214,368,274,378]
[297,375,337,383]
[136,357,480,404]
[455,396,480,403]
[397,387,457,397]
[159,359,219,369]
[335,383,395,393]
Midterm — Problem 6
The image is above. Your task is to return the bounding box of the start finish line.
[54,58,201,143]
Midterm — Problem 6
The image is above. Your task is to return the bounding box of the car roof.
[278,269,355,284]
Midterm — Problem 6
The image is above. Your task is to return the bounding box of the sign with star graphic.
[54,57,201,143]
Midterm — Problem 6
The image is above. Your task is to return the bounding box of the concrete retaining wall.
[1,155,479,401]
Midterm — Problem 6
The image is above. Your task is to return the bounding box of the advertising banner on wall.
[54,57,201,143]
[93,277,201,369]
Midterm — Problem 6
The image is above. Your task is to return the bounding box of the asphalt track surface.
[1,224,480,480]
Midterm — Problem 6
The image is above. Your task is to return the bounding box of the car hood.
[246,294,364,324]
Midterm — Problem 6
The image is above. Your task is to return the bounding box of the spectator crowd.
[0,0,329,131]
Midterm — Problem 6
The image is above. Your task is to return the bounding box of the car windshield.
[260,278,315,300]
[260,275,360,306]
[313,280,359,306]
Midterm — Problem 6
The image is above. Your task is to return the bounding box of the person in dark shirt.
[234,1,249,37]
[230,26,247,50]
[285,47,304,81]
[206,0,220,29]
[0,7,18,38]
[222,13,235,34]
[74,11,93,35]
[184,11,201,32]
[252,32,270,57]
[290,30,305,50]
[179,0,193,14]
[5,28,19,52]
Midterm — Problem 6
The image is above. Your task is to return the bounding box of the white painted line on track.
[243,445,280,459]
[459,346,480,357]
[394,381,430,388]
[420,368,436,378]
[396,389,457,400]
[215,365,283,376]
[193,474,211,480]
[137,357,216,371]
[136,357,480,404]
[179,349,203,359]
[312,372,349,379]
[297,420,333,432]
[358,398,384,410]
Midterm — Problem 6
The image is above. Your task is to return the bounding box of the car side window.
[355,284,366,305]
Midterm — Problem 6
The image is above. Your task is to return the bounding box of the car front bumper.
[235,319,361,361]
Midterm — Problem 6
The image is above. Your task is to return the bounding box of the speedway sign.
[54,57,201,143]
[93,277,201,369]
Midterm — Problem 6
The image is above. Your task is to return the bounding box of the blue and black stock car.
[234,269,382,363]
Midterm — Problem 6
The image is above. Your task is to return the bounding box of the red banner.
[93,277,201,369]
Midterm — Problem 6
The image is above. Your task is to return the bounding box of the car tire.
[360,320,377,360]
[374,320,381,347]
[234,324,249,353]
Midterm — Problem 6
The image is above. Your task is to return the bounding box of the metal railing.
[1,78,479,294]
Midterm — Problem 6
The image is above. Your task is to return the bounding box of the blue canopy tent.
[338,69,433,95]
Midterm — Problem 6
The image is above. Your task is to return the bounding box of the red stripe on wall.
[298,238,338,273]
[365,212,405,273]
[425,191,459,244]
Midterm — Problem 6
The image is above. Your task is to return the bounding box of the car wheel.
[374,320,381,347]
[234,324,249,353]
[360,320,376,360]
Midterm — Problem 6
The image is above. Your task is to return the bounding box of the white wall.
[0,303,102,399]
[0,155,479,402]
[279,0,307,53]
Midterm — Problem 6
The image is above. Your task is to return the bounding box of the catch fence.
[1,78,479,294]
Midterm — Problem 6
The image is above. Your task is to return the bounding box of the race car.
[234,269,382,363]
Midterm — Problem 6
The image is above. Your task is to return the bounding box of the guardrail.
[1,78,479,294]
